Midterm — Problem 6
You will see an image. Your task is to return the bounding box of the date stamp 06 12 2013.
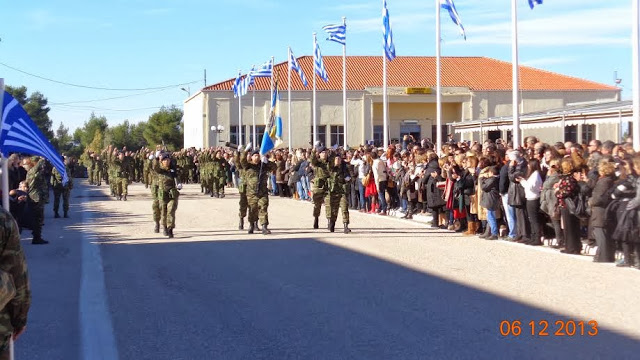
[499,320,599,337]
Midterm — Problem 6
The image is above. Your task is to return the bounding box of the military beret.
[251,150,260,156]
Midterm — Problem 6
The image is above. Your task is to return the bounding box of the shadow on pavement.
[95,238,639,360]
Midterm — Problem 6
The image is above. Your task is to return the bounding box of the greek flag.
[232,71,242,98]
[1,91,68,184]
[314,40,329,82]
[382,0,396,61]
[288,49,309,87]
[241,66,255,96]
[251,60,273,78]
[322,23,346,45]
[528,0,542,9]
[441,0,466,40]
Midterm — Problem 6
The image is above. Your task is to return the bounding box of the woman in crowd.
[540,159,564,248]
[518,158,543,246]
[555,158,582,254]
[590,160,616,262]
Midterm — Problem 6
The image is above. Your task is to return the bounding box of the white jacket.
[519,170,542,200]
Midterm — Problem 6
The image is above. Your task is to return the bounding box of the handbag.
[565,193,591,220]
[387,179,395,188]
[362,173,371,187]
[508,183,526,207]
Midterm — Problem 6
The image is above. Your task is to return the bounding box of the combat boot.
[54,212,60,218]
[167,228,174,238]
[343,223,351,234]
[123,195,127,201]
[329,220,336,233]
[248,222,255,234]
[220,193,225,198]
[163,226,168,236]
[154,222,160,233]
[313,216,319,229]
[261,224,271,235]
[239,218,244,230]
[64,211,69,218]
[32,238,49,245]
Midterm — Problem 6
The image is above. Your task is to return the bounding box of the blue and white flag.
[314,39,329,82]
[260,83,283,155]
[241,66,255,96]
[322,23,346,45]
[1,91,68,184]
[288,49,309,87]
[251,60,273,78]
[382,0,396,61]
[441,0,466,40]
[232,71,242,98]
[528,0,542,9]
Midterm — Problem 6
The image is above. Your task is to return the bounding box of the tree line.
[5,85,184,158]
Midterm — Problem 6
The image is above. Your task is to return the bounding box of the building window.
[330,125,344,147]
[230,126,239,145]
[310,125,327,145]
[400,124,421,143]
[248,125,266,146]
[582,124,595,143]
[564,126,577,143]
[373,126,384,147]
[431,125,447,144]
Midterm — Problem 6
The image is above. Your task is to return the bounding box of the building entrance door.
[400,124,421,142]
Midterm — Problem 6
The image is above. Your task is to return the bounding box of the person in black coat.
[480,166,501,240]
[507,150,529,241]
[589,160,616,262]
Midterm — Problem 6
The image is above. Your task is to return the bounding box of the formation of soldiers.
[81,141,355,237]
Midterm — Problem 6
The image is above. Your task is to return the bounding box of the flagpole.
[511,0,520,149]
[288,47,293,152]
[313,33,318,144]
[633,0,640,151]
[238,69,243,147]
[0,78,8,210]
[436,0,442,156]
[383,51,389,149]
[252,85,256,147]
[271,56,275,103]
[342,17,348,148]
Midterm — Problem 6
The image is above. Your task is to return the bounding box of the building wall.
[183,93,205,149]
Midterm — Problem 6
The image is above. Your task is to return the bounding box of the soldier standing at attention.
[153,152,181,238]
[51,156,74,218]
[23,157,49,245]
[310,144,333,230]
[149,147,162,233]
[235,145,250,230]
[0,206,31,359]
[240,146,277,235]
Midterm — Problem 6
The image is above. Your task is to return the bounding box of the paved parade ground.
[15,181,640,359]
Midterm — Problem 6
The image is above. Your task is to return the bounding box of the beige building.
[183,56,620,149]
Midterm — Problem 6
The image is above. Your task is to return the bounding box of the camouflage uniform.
[234,151,248,229]
[93,158,103,186]
[153,157,179,237]
[149,156,161,229]
[51,165,73,218]
[239,151,277,230]
[26,159,48,243]
[87,155,95,185]
[310,149,334,224]
[0,208,31,358]
[212,156,228,197]
[326,161,350,228]
[112,156,129,200]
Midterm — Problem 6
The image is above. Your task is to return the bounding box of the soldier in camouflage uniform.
[234,149,249,230]
[153,152,181,238]
[310,146,334,230]
[93,155,103,186]
[0,207,31,359]
[239,148,277,235]
[326,155,351,233]
[113,151,130,201]
[212,150,228,198]
[148,147,162,233]
[51,158,74,218]
[86,151,95,185]
[24,157,49,245]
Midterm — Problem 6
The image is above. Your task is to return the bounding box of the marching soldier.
[310,144,333,230]
[149,147,162,233]
[153,152,181,238]
[239,145,277,235]
[212,150,228,198]
[51,157,74,218]
[24,157,49,245]
[94,155,103,186]
[113,151,130,201]
[326,155,351,233]
[235,147,249,230]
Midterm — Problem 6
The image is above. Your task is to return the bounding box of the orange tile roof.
[203,56,618,93]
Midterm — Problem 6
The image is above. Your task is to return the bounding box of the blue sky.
[0,0,632,133]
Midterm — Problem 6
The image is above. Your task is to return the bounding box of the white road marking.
[79,186,119,360]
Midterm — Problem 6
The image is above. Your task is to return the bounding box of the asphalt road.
[15,181,640,359]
